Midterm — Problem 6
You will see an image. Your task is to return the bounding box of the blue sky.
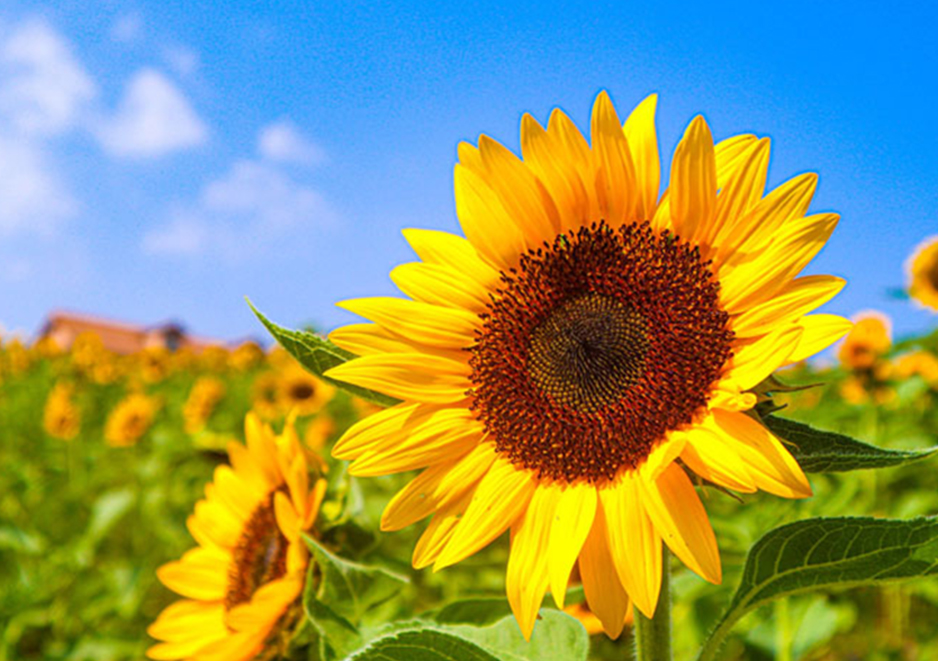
[1,1,936,345]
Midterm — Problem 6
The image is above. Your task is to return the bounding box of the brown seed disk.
[468,220,733,485]
[225,491,289,611]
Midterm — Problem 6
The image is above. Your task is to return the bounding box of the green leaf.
[431,598,514,627]
[697,517,938,661]
[766,416,937,473]
[304,534,407,625]
[247,299,401,408]
[348,629,500,661]
[448,611,590,661]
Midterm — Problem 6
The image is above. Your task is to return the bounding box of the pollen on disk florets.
[468,220,734,484]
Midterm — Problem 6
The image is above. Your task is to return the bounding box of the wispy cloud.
[258,119,326,166]
[144,124,337,260]
[110,13,144,44]
[95,68,207,157]
[0,134,76,236]
[0,18,96,136]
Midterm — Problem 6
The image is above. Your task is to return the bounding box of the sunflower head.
[277,367,335,417]
[229,342,266,371]
[43,382,80,441]
[838,311,891,371]
[907,235,938,312]
[105,392,159,447]
[893,350,938,388]
[326,92,849,640]
[148,413,328,661]
[183,376,227,433]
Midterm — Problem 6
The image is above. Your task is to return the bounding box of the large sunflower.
[325,92,852,639]
[147,413,327,660]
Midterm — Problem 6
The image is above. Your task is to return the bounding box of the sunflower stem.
[634,546,671,661]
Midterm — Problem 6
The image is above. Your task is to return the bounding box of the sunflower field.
[3,94,938,661]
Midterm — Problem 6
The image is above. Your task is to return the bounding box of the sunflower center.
[927,258,938,291]
[528,294,649,413]
[225,491,289,611]
[290,383,315,401]
[469,220,733,484]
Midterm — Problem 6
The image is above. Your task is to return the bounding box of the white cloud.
[0,134,76,236]
[0,19,96,136]
[110,13,143,44]
[258,119,326,166]
[144,158,337,259]
[162,45,200,78]
[96,68,207,157]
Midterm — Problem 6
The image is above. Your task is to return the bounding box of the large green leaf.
[247,300,400,408]
[347,629,500,661]
[697,517,938,661]
[766,416,937,473]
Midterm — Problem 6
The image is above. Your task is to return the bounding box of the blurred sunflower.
[71,332,105,372]
[200,346,231,372]
[3,338,32,375]
[184,376,227,433]
[105,392,159,447]
[906,235,938,312]
[140,347,172,383]
[147,414,327,661]
[229,342,266,371]
[43,382,81,441]
[251,372,281,419]
[893,350,938,388]
[32,336,63,359]
[325,92,851,638]
[838,311,891,371]
[277,367,335,417]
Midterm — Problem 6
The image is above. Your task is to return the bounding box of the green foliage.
[348,629,501,661]
[248,300,400,408]
[698,517,938,661]
[768,416,937,473]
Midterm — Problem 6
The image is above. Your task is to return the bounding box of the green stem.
[634,546,671,661]
[774,598,792,661]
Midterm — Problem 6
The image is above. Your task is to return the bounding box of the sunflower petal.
[591,90,638,226]
[338,297,479,349]
[732,275,846,338]
[638,463,722,584]
[381,459,461,531]
[681,426,757,493]
[506,486,557,640]
[788,314,853,362]
[578,505,632,639]
[391,262,491,313]
[401,228,500,289]
[324,353,471,404]
[670,115,716,242]
[547,482,597,608]
[454,163,529,271]
[434,457,537,569]
[721,324,803,391]
[623,93,660,221]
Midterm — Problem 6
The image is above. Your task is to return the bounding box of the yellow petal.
[548,108,600,228]
[433,457,537,569]
[623,93,660,222]
[478,135,560,247]
[732,275,846,338]
[147,600,226,642]
[273,490,300,542]
[719,212,839,313]
[721,324,803,391]
[642,434,688,482]
[578,504,632,639]
[156,550,230,601]
[598,475,662,618]
[638,463,722,584]
[413,489,474,569]
[788,314,853,362]
[591,90,638,226]
[547,482,597,608]
[401,228,501,290]
[349,413,482,476]
[704,410,812,499]
[328,323,466,363]
[681,426,757,493]
[506,485,558,640]
[707,137,770,247]
[715,173,818,266]
[714,134,758,186]
[454,163,529,271]
[521,113,590,233]
[337,297,479,349]
[669,115,716,242]
[391,262,491,313]
[324,353,471,404]
[433,441,498,508]
[332,402,445,459]
[381,458,462,532]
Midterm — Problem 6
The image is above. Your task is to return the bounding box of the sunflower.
[251,372,282,420]
[907,235,938,312]
[277,367,335,417]
[105,392,159,447]
[184,376,227,433]
[838,311,891,371]
[229,342,266,372]
[43,382,81,441]
[325,92,851,639]
[147,414,327,661]
[893,350,938,388]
